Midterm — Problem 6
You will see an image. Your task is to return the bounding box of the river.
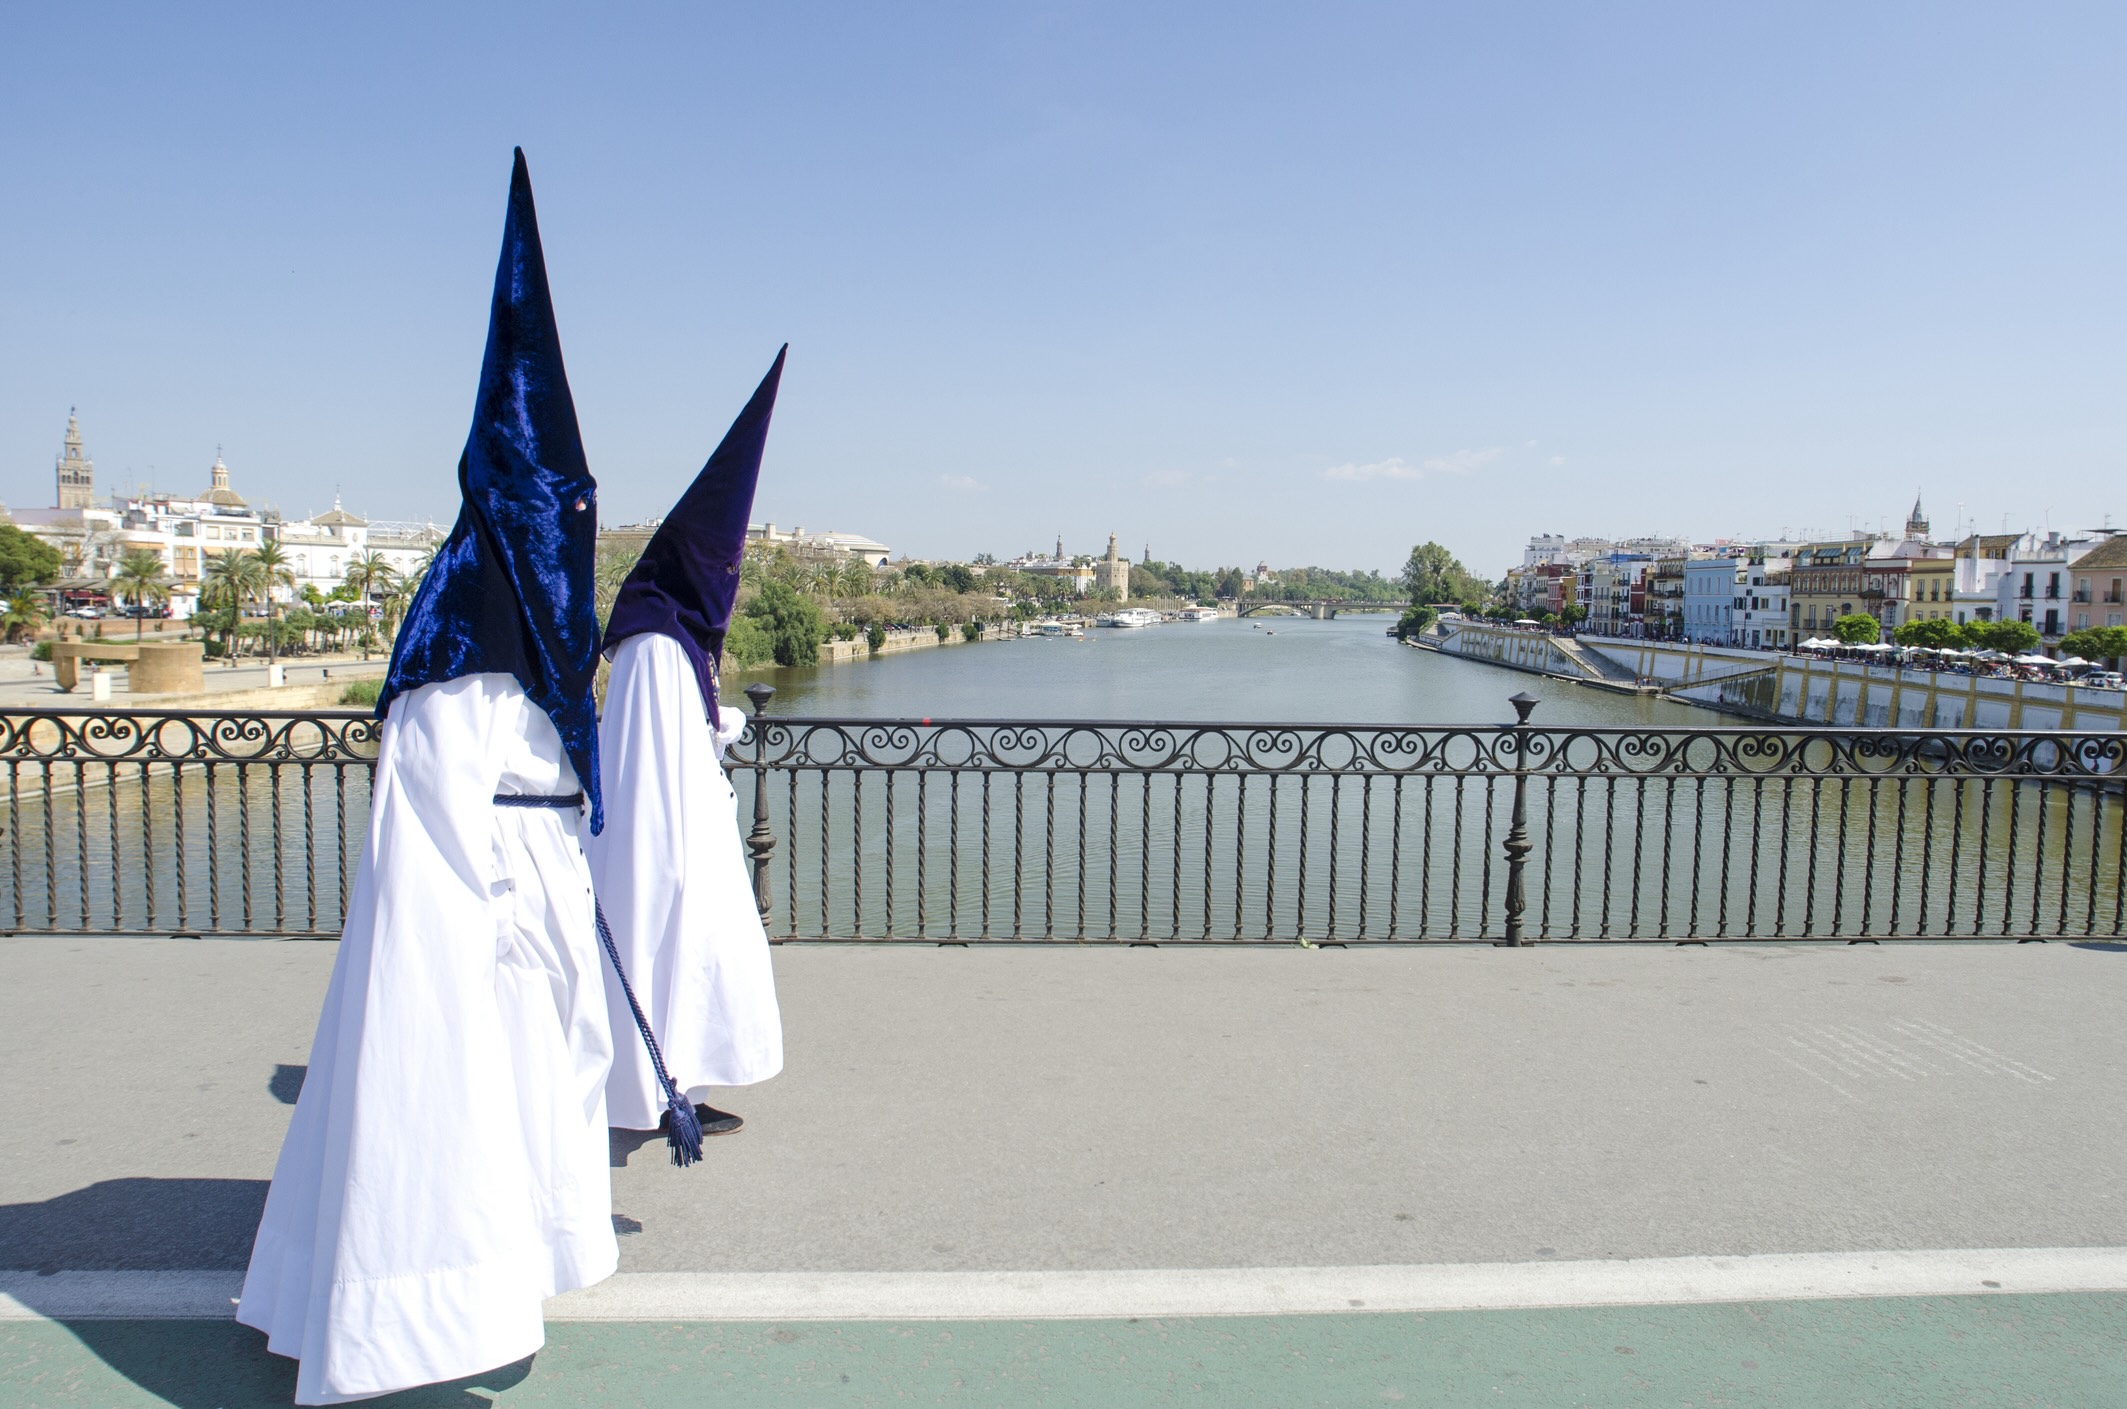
[751,614,1711,725]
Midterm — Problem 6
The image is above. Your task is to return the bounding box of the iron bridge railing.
[2,693,2122,943]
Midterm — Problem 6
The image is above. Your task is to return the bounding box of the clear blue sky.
[3,3,2119,577]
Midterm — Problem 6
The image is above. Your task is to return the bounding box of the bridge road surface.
[4,937,2125,1405]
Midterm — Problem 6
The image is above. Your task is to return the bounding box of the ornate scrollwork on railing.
[0,708,384,765]
[727,718,2126,783]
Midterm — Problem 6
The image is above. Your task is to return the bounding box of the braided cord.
[496,791,702,1166]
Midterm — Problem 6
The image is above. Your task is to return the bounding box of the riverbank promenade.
[5,937,2125,1405]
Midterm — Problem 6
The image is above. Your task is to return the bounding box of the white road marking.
[8,1248,2127,1323]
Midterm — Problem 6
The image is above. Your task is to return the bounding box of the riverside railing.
[2,694,2122,943]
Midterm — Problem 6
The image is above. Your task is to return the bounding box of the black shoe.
[661,1103,744,1137]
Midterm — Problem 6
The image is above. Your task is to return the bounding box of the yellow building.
[1906,556,1957,624]
[1787,539,1872,636]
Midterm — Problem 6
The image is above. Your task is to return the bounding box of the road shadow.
[1,1177,266,1273]
[269,1063,306,1104]
[3,1180,540,1405]
[608,1124,661,1168]
[54,1321,532,1409]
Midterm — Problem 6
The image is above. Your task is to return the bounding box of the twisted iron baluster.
[111,763,128,930]
[74,761,88,930]
[1863,778,1880,945]
[915,771,929,937]
[1264,775,1279,941]
[1170,772,1183,942]
[1971,779,1993,935]
[1387,774,1404,939]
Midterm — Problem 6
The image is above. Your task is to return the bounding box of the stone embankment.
[1428,621,2127,731]
[811,622,1013,667]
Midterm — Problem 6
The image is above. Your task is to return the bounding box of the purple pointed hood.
[604,346,786,728]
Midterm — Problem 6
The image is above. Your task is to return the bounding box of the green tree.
[1892,618,1967,650]
[111,550,173,640]
[2060,625,2127,667]
[721,615,776,669]
[938,563,978,594]
[1830,613,1882,645]
[1394,603,1439,640]
[1967,619,2041,653]
[1399,543,1477,609]
[1,591,51,644]
[0,524,62,596]
[200,550,263,657]
[744,580,824,666]
[902,563,937,589]
[342,549,397,616]
[866,623,887,653]
[250,540,297,665]
[836,559,875,598]
[1560,602,1588,628]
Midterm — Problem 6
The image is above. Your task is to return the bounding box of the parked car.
[67,606,106,619]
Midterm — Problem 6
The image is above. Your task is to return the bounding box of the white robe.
[238,674,617,1405]
[592,632,783,1131]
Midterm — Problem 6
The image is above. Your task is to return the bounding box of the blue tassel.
[663,1096,704,1167]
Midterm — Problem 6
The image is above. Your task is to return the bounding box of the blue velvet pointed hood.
[378,149,604,830]
[604,346,786,730]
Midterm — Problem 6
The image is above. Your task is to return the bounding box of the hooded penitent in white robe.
[238,673,617,1405]
[592,631,783,1130]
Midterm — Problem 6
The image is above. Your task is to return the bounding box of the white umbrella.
[2013,653,2055,666]
[2058,655,2090,667]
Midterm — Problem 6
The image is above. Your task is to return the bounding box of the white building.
[1735,559,1791,649]
[270,498,444,602]
[1681,556,1744,645]
[744,522,892,567]
[1521,535,1616,569]
[1995,531,2116,639]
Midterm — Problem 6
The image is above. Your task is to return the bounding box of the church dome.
[201,449,248,509]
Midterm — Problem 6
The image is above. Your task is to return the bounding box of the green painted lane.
[5,1294,2124,1408]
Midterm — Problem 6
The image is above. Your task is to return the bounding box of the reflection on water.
[754,615,1711,726]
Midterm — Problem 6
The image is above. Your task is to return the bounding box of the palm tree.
[112,550,173,641]
[342,550,397,617]
[594,543,642,624]
[1,591,50,644]
[250,541,297,666]
[200,549,263,659]
[837,559,876,599]
[379,577,416,640]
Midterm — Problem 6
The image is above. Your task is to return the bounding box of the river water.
[752,614,1709,726]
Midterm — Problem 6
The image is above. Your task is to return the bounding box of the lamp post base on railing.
[1500,692,1540,946]
[743,682,777,933]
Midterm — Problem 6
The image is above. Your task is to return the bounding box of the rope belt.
[493,790,703,1166]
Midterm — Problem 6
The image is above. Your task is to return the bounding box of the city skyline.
[4,4,2119,576]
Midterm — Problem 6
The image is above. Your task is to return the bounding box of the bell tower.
[1905,492,1929,540]
[55,409,94,509]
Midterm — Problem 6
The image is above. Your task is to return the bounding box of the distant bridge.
[1235,599,1399,620]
